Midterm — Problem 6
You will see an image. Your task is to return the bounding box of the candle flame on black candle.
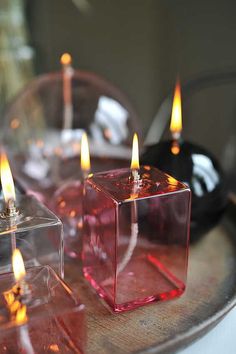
[170,80,182,140]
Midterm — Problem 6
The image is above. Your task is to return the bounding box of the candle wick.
[131,168,141,183]
[172,131,181,141]
[10,277,32,308]
[117,170,140,273]
[82,169,90,180]
[102,169,141,286]
[132,169,139,181]
[19,325,35,354]
[131,169,142,193]
[62,62,74,132]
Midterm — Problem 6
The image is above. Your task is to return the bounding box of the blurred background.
[0,0,236,188]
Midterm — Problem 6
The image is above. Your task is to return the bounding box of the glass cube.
[0,266,86,353]
[83,166,191,312]
[0,195,64,277]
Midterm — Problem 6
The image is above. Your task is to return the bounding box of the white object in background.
[180,306,236,354]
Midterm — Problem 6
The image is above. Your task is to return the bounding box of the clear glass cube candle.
[0,195,64,277]
[83,166,191,312]
[0,266,86,353]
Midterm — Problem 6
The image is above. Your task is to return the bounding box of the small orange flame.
[15,304,27,324]
[0,152,16,203]
[60,53,72,66]
[4,290,15,307]
[81,132,91,173]
[70,210,76,218]
[49,344,60,352]
[170,80,182,138]
[4,288,27,324]
[12,249,26,282]
[131,133,140,170]
[3,249,28,325]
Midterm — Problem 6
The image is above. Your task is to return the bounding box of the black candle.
[141,81,228,242]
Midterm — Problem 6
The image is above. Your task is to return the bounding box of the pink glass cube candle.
[83,166,191,312]
[0,266,86,353]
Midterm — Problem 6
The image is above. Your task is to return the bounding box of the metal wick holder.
[0,199,20,221]
[0,195,64,277]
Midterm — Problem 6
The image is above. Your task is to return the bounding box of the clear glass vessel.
[83,166,191,312]
[0,195,64,277]
[0,266,86,353]
[3,70,138,206]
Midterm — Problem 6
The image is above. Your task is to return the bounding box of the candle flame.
[4,291,15,307]
[3,249,28,325]
[16,304,27,324]
[81,132,91,172]
[60,53,72,66]
[0,152,16,203]
[131,133,140,170]
[12,249,26,282]
[170,80,182,138]
[3,290,27,325]
[49,344,60,352]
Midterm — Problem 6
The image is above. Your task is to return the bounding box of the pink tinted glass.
[83,166,191,312]
[0,266,86,353]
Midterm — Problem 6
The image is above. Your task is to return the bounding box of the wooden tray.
[65,199,236,354]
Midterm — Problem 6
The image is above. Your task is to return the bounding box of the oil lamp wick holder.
[1,199,20,219]
[0,195,64,277]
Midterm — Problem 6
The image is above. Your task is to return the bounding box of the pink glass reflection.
[51,180,84,259]
[50,156,129,258]
[82,166,191,312]
[0,266,86,353]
